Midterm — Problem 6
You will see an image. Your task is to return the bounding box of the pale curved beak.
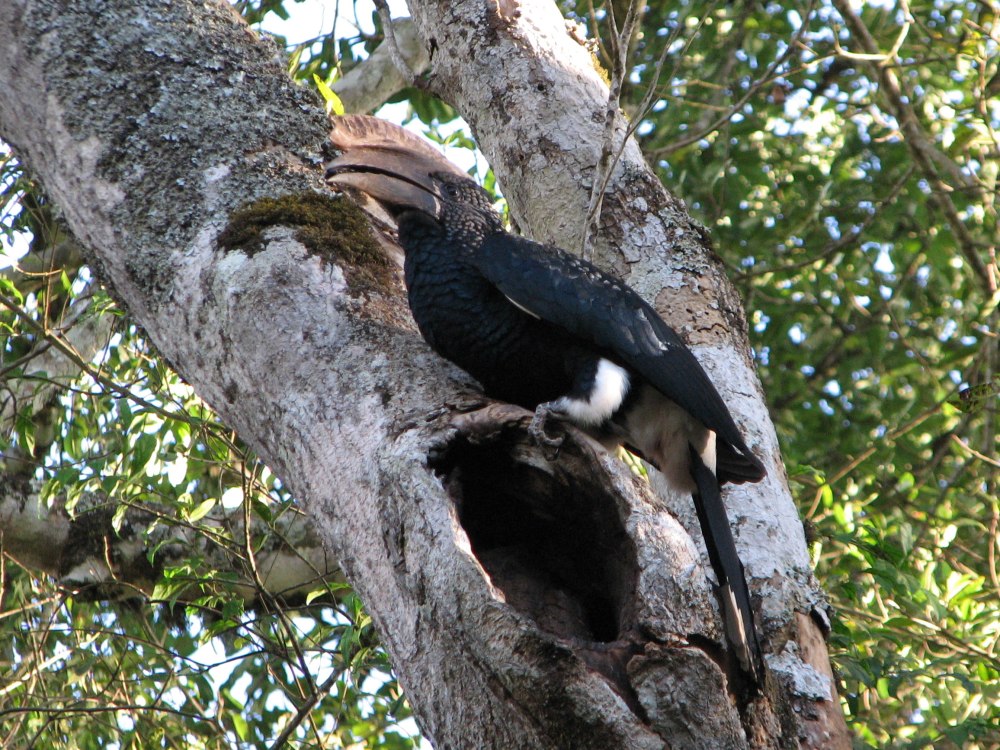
[325,154,442,219]
[325,114,466,220]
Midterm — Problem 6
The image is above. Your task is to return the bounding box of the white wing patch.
[556,359,630,427]
[504,294,541,319]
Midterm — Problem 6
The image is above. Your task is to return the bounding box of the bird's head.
[325,114,494,226]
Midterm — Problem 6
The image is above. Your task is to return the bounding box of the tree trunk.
[0,1,849,747]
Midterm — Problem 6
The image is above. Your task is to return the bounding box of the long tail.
[689,446,765,687]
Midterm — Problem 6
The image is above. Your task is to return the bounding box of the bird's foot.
[529,402,565,459]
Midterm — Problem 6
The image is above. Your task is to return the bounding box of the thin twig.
[627,19,683,131]
[580,0,642,260]
[827,402,942,486]
[742,165,915,279]
[239,456,319,707]
[373,0,415,85]
[950,434,1000,468]
[583,5,697,245]
[652,0,817,159]
[266,668,345,750]
[831,0,992,291]
[0,292,191,424]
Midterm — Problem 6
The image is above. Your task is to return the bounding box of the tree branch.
[373,1,418,86]
[333,18,430,114]
[580,0,642,260]
[831,0,993,291]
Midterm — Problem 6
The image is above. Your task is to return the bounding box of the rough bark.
[0,1,849,748]
[405,0,849,744]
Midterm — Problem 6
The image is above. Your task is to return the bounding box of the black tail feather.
[689,447,765,687]
[716,440,766,485]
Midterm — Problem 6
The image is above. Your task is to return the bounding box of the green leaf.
[186,498,216,523]
[313,73,345,115]
[130,432,157,475]
[111,503,128,533]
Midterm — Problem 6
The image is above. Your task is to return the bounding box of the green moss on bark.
[218,192,394,295]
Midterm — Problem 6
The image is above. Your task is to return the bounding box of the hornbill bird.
[326,114,767,685]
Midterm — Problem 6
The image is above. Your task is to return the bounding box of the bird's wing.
[475,233,764,480]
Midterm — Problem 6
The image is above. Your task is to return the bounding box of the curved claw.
[528,402,565,459]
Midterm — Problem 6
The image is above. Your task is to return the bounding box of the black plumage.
[326,115,767,686]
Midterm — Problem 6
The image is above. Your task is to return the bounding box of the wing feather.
[475,233,764,481]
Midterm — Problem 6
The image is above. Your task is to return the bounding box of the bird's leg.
[529,401,566,458]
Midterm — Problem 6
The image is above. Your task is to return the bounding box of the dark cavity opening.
[432,430,637,644]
